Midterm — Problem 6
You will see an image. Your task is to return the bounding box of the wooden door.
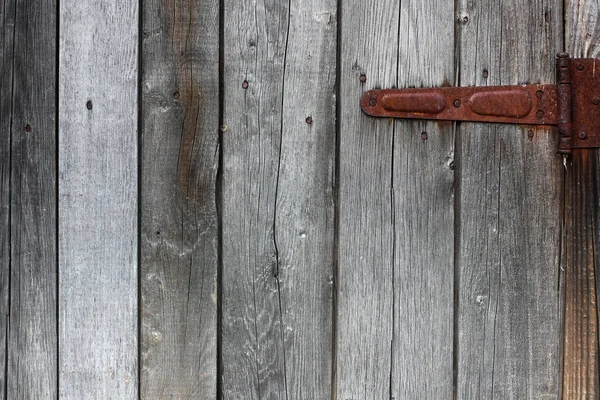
[1,0,600,398]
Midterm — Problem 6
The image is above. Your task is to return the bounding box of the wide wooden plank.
[221,0,337,398]
[140,0,219,398]
[336,1,397,398]
[6,0,57,398]
[391,0,455,397]
[58,1,138,398]
[564,2,600,396]
[337,0,454,397]
[456,0,563,398]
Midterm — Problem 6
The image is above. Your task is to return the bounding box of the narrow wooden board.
[563,3,600,396]
[221,0,337,398]
[58,1,139,398]
[6,0,58,398]
[562,152,599,398]
[391,0,455,397]
[140,0,219,398]
[0,1,15,394]
[336,1,397,398]
[455,0,563,398]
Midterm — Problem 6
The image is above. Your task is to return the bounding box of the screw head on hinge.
[579,132,587,140]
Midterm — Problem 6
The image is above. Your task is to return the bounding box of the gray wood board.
[58,1,139,398]
[455,0,563,398]
[1,0,58,398]
[0,1,14,394]
[221,0,337,398]
[337,0,454,398]
[140,0,219,398]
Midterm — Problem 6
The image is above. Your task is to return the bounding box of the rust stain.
[165,0,205,204]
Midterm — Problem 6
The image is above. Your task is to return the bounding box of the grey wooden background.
[1,0,599,398]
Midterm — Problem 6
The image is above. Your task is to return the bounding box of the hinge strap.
[557,53,573,154]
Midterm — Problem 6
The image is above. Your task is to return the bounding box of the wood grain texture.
[391,0,455,398]
[221,0,337,398]
[336,1,397,397]
[564,3,600,396]
[337,0,454,398]
[6,0,57,398]
[455,0,563,398]
[0,0,15,394]
[140,0,219,398]
[58,1,138,398]
[562,152,599,398]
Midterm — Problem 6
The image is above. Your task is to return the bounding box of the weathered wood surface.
[1,0,58,398]
[0,1,9,391]
[455,0,563,398]
[58,0,138,398]
[563,152,599,398]
[221,0,337,398]
[140,0,219,397]
[563,1,600,396]
[337,0,454,398]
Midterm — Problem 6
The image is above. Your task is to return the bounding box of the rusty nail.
[528,129,534,139]
[482,69,488,78]
[536,110,544,119]
[421,132,428,141]
[536,90,544,98]
[24,124,32,133]
[173,91,180,99]
[557,52,569,58]
[577,63,585,70]
[86,100,93,110]
[369,98,377,106]
[359,73,367,83]
[242,80,249,89]
[453,99,461,107]
[593,97,600,105]
[579,131,587,139]
[306,116,313,125]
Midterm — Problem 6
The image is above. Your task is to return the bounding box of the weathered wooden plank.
[140,0,219,398]
[58,1,138,398]
[221,0,337,398]
[338,0,454,398]
[0,0,15,394]
[390,1,455,398]
[336,1,397,397]
[6,0,57,398]
[456,0,563,398]
[563,2,600,396]
[562,152,599,398]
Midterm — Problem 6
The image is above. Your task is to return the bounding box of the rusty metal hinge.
[360,53,600,154]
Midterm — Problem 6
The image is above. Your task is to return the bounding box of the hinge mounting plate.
[360,53,600,153]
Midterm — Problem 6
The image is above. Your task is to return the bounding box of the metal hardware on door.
[360,53,600,154]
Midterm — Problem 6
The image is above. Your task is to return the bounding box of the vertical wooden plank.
[391,1,455,398]
[337,1,396,397]
[338,0,454,397]
[7,0,57,398]
[0,1,15,394]
[563,2,600,396]
[456,0,563,398]
[140,0,219,397]
[58,0,138,398]
[221,0,337,398]
[563,152,599,397]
